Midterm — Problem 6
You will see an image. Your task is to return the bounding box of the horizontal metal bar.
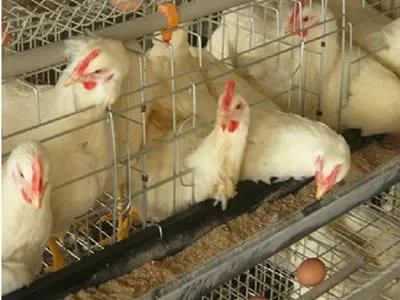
[2,0,251,79]
[326,0,392,51]
[139,157,400,300]
[343,257,400,300]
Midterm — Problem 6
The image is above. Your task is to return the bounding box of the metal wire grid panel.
[365,0,400,19]
[1,0,193,55]
[1,22,213,271]
[2,0,399,286]
[204,0,349,126]
[202,183,400,300]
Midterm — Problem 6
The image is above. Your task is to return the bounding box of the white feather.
[284,3,400,137]
[2,141,52,295]
[132,88,250,221]
[2,37,133,235]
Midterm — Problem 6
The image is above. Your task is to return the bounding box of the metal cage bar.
[138,158,400,300]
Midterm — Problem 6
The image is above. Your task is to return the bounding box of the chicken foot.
[212,159,238,210]
[212,174,237,211]
[44,236,67,273]
[97,183,142,247]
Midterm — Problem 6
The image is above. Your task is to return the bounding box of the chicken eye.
[235,103,242,110]
[93,69,105,74]
[17,167,24,180]
[303,16,309,22]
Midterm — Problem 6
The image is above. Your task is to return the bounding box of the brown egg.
[296,258,327,287]
[248,297,267,300]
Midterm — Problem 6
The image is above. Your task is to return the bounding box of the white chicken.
[102,29,221,239]
[326,1,400,79]
[145,28,218,127]
[205,1,297,99]
[206,1,335,114]
[285,2,400,140]
[3,36,136,272]
[131,79,250,221]
[241,110,351,199]
[364,17,400,78]
[2,141,52,295]
[202,80,351,200]
[195,39,351,200]
[206,1,294,77]
[2,261,33,296]
[2,36,131,151]
[132,65,350,222]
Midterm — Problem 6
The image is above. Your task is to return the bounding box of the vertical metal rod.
[297,40,306,116]
[166,42,178,216]
[191,83,197,205]
[316,0,327,122]
[337,0,347,132]
[190,30,203,67]
[221,18,228,61]
[120,144,133,217]
[139,55,148,229]
[274,7,281,67]
[16,78,42,124]
[346,21,354,112]
[106,108,118,245]
[234,6,240,61]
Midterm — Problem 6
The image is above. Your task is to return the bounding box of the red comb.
[32,155,43,194]
[324,164,342,185]
[221,79,236,111]
[288,0,305,25]
[74,48,101,76]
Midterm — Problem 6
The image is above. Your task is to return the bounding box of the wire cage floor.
[134,159,400,300]
[2,0,400,299]
[203,182,400,300]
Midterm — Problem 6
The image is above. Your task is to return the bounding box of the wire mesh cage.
[2,0,400,298]
[1,0,195,55]
[202,182,400,300]
[365,0,400,19]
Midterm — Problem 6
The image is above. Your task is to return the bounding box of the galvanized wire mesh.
[1,0,192,54]
[202,183,400,300]
[365,0,400,18]
[2,0,400,293]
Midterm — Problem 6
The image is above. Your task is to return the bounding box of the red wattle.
[21,188,31,204]
[228,120,239,133]
[83,81,97,90]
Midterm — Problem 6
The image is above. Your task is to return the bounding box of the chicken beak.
[64,73,82,87]
[218,112,230,128]
[31,190,43,209]
[315,184,327,200]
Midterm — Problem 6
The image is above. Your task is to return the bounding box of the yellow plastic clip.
[157,4,180,43]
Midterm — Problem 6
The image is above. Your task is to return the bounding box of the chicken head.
[217,79,250,133]
[314,150,350,199]
[62,37,130,107]
[8,141,51,209]
[285,1,336,40]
